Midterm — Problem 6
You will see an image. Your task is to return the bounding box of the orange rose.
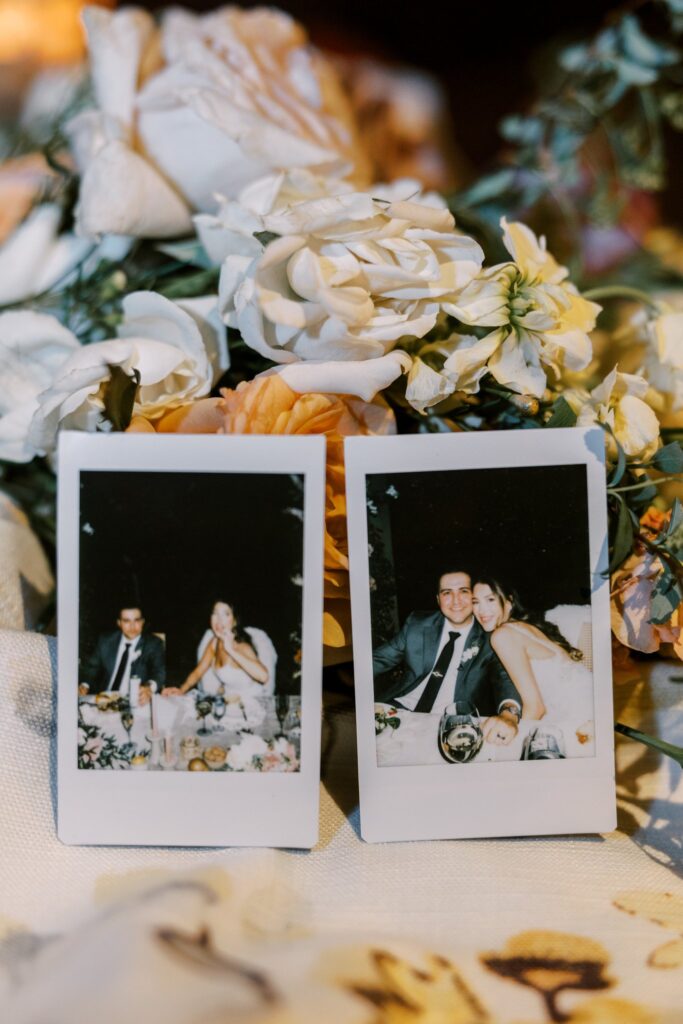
[220,375,395,648]
[129,375,396,648]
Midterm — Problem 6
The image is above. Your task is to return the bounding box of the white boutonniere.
[460,645,480,665]
[131,649,142,663]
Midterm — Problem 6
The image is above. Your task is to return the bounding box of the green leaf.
[667,498,683,536]
[615,722,683,768]
[652,442,683,473]
[608,438,627,488]
[649,564,682,624]
[457,169,516,208]
[255,231,279,247]
[609,498,635,571]
[545,396,578,428]
[620,15,679,69]
[102,365,140,432]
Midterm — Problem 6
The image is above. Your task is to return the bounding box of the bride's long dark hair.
[211,601,255,651]
[472,575,584,661]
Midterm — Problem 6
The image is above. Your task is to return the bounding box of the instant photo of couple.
[76,468,304,773]
[368,463,596,766]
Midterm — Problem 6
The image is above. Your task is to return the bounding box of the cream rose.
[643,312,683,416]
[0,203,132,306]
[70,5,366,238]
[444,218,601,398]
[30,291,224,454]
[567,367,661,461]
[218,178,484,364]
[0,311,80,462]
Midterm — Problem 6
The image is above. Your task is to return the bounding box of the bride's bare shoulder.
[490,621,534,649]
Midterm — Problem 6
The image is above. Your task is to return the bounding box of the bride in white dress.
[162,601,276,699]
[472,576,594,756]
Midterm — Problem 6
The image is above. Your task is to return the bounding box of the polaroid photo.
[346,428,616,843]
[57,431,325,847]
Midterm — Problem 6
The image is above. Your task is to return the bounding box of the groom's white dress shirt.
[398,619,474,716]
[107,634,141,697]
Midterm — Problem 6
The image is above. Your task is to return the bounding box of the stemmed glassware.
[275,694,290,736]
[523,724,566,759]
[438,701,483,764]
[283,696,301,741]
[212,695,226,732]
[120,701,134,745]
[196,694,213,736]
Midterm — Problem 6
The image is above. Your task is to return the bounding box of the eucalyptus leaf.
[649,565,682,624]
[615,722,683,768]
[652,441,683,473]
[609,498,635,571]
[102,365,140,433]
[608,439,627,488]
[545,396,577,428]
[459,170,516,207]
[667,498,683,536]
[620,14,679,68]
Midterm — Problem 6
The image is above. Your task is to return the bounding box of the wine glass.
[523,724,566,760]
[275,694,289,736]
[283,696,301,741]
[438,701,483,764]
[212,695,226,732]
[196,695,213,736]
[120,703,134,745]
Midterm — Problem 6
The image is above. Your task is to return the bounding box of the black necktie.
[414,631,460,713]
[111,642,131,691]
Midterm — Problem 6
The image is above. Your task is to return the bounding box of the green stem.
[609,475,682,494]
[615,722,683,767]
[582,285,663,312]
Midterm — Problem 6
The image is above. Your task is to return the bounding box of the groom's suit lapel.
[454,620,484,698]
[420,614,443,677]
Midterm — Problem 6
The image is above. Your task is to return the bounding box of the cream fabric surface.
[1,507,683,1022]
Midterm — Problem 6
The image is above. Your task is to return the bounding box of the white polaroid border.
[346,428,616,842]
[58,432,325,848]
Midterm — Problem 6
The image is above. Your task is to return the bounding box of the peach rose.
[129,375,395,647]
[220,375,395,647]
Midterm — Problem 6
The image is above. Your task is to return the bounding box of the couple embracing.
[373,568,590,746]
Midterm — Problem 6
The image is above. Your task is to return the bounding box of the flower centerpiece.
[1,1,683,758]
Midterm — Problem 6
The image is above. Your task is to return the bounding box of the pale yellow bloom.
[443,218,601,398]
[567,367,660,461]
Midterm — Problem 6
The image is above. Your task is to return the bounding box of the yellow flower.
[346,949,488,1024]
[614,892,683,969]
[443,218,600,398]
[567,367,661,461]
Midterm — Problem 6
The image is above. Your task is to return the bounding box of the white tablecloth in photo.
[1,500,683,1022]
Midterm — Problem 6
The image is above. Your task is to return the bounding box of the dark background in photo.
[79,470,304,693]
[367,464,591,645]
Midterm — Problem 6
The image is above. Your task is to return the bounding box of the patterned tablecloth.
[1,492,683,1022]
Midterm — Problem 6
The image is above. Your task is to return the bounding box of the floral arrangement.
[226,733,299,772]
[1,3,683,753]
[375,705,401,736]
[77,720,135,768]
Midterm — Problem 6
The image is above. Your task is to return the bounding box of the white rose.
[218,178,484,364]
[568,367,660,460]
[0,203,133,307]
[444,218,601,398]
[643,312,683,415]
[0,311,80,462]
[30,291,223,454]
[70,5,366,239]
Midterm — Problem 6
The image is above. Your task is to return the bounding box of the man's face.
[437,572,473,627]
[117,608,144,640]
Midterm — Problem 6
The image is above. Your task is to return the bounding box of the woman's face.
[472,583,511,631]
[211,602,234,633]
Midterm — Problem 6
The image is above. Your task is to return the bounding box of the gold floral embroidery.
[481,931,612,1022]
[614,892,683,968]
[347,949,489,1023]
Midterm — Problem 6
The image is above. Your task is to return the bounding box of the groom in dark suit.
[80,606,166,703]
[373,570,521,745]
